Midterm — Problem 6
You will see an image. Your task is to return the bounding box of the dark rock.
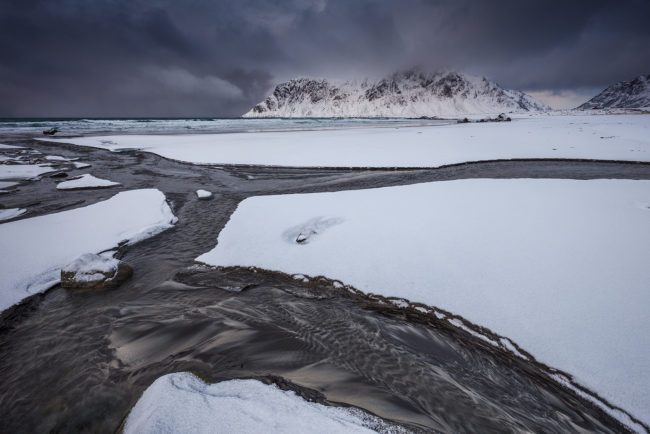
[49,172,68,178]
[43,128,59,135]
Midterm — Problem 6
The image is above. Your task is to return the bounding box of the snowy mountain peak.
[243,70,549,118]
[578,74,650,109]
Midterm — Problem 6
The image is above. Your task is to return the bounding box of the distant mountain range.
[243,71,549,118]
[578,74,650,109]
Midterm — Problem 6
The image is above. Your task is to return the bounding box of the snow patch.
[56,174,120,190]
[0,208,26,221]
[0,181,18,189]
[124,372,398,434]
[45,155,76,161]
[0,164,54,179]
[195,189,212,199]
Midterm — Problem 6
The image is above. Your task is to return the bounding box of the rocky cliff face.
[243,71,549,117]
[578,74,650,109]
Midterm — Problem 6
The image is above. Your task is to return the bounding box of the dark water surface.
[1,138,649,433]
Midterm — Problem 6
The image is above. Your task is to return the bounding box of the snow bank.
[0,144,22,149]
[73,162,91,169]
[56,174,120,190]
[124,372,393,434]
[40,114,650,167]
[0,189,176,312]
[0,164,54,179]
[197,179,650,428]
[0,181,18,189]
[0,208,26,221]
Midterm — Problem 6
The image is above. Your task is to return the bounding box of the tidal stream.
[1,138,649,433]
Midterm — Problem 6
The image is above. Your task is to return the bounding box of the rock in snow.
[60,253,133,289]
[244,70,549,117]
[579,74,650,109]
[124,372,398,434]
[195,189,212,200]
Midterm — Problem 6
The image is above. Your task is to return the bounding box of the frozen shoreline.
[40,114,650,168]
[197,178,650,430]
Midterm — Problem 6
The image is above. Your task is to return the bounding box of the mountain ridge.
[243,70,549,118]
[578,74,650,109]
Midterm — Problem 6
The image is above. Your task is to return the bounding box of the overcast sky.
[1,0,649,116]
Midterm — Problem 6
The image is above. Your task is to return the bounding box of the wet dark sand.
[1,138,649,433]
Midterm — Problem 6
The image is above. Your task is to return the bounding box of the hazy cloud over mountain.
[1,0,649,116]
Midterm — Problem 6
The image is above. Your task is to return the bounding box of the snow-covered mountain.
[578,74,650,109]
[243,71,549,118]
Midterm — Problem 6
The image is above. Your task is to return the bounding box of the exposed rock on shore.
[61,253,133,289]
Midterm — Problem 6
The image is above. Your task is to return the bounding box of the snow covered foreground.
[0,189,176,312]
[41,114,649,167]
[197,179,650,429]
[124,373,396,434]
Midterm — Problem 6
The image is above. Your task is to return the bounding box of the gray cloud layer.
[1,0,649,116]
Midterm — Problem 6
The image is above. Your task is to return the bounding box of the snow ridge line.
[193,263,648,433]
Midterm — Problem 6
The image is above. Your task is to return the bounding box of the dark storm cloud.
[1,0,649,116]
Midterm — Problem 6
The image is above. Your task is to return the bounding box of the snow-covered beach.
[4,0,650,431]
[2,113,650,432]
[41,113,650,167]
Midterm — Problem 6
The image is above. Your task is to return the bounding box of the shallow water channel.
[1,138,649,433]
